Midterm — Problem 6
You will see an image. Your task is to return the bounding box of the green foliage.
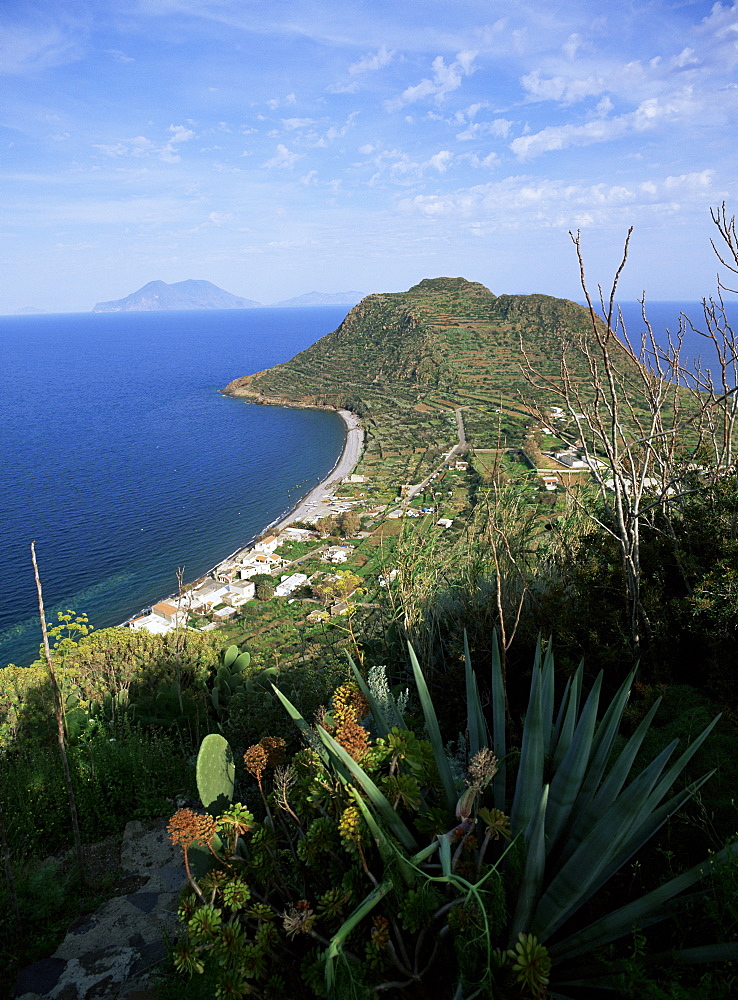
[196,733,235,815]
[0,718,193,859]
[255,579,275,601]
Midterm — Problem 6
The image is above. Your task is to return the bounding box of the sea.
[0,306,349,668]
[1,298,736,669]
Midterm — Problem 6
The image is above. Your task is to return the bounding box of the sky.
[1,0,737,313]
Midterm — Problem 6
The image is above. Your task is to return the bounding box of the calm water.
[0,307,349,667]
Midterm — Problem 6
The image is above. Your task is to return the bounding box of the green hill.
[223,277,644,484]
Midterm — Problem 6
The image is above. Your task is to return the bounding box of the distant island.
[93,279,261,312]
[270,291,365,308]
[92,280,366,313]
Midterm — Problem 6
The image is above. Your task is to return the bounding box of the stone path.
[13,819,185,1000]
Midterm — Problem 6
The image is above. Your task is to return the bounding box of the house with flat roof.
[275,573,308,597]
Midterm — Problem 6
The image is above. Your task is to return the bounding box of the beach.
[268,408,363,530]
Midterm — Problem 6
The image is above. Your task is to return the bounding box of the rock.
[13,819,185,1000]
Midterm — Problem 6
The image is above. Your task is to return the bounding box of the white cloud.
[106,49,134,64]
[366,147,455,185]
[455,118,512,141]
[168,124,194,143]
[428,150,452,172]
[93,124,195,163]
[671,47,699,69]
[521,69,606,104]
[397,171,717,229]
[510,92,695,160]
[267,93,297,110]
[349,45,394,75]
[385,51,477,111]
[562,33,584,60]
[461,151,499,169]
[263,143,303,169]
[281,118,316,130]
[0,22,83,75]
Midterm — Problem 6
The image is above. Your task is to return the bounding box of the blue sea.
[0,306,349,667]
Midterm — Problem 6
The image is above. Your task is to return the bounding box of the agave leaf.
[544,672,603,850]
[438,833,453,877]
[509,785,549,942]
[532,739,680,941]
[510,665,544,835]
[550,837,738,962]
[645,714,720,810]
[563,668,637,834]
[464,631,484,758]
[407,643,458,812]
[550,675,572,757]
[665,942,738,963]
[325,882,392,993]
[491,630,506,813]
[578,771,716,912]
[550,665,584,772]
[271,684,330,767]
[316,725,418,851]
[348,655,391,737]
[561,696,663,860]
[533,634,543,672]
[540,639,555,756]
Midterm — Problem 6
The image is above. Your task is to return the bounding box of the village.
[124,403,609,643]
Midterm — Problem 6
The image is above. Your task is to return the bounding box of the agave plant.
[274,635,738,996]
[168,637,737,998]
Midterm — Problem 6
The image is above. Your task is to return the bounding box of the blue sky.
[2,0,737,312]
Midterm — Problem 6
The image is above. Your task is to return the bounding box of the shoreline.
[123,405,363,623]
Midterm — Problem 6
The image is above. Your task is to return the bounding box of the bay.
[0,306,349,667]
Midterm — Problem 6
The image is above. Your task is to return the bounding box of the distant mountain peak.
[92,279,261,312]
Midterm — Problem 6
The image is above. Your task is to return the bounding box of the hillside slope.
[223,277,644,485]
[225,277,618,406]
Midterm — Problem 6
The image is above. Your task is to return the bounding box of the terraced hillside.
[223,277,643,484]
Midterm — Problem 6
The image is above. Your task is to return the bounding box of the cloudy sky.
[2,0,737,312]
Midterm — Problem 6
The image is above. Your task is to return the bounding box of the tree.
[337,510,361,537]
[312,570,362,606]
[316,515,339,537]
[255,579,275,601]
[523,204,738,654]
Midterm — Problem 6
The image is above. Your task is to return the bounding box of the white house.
[151,601,183,624]
[279,527,314,542]
[222,580,256,607]
[189,580,229,610]
[436,518,454,529]
[253,534,281,555]
[275,573,308,597]
[322,546,352,564]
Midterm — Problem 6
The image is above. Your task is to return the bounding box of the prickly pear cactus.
[196,732,235,815]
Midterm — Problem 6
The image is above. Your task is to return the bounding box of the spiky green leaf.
[407,643,458,812]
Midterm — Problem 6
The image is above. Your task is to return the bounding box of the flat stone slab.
[13,819,186,1000]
